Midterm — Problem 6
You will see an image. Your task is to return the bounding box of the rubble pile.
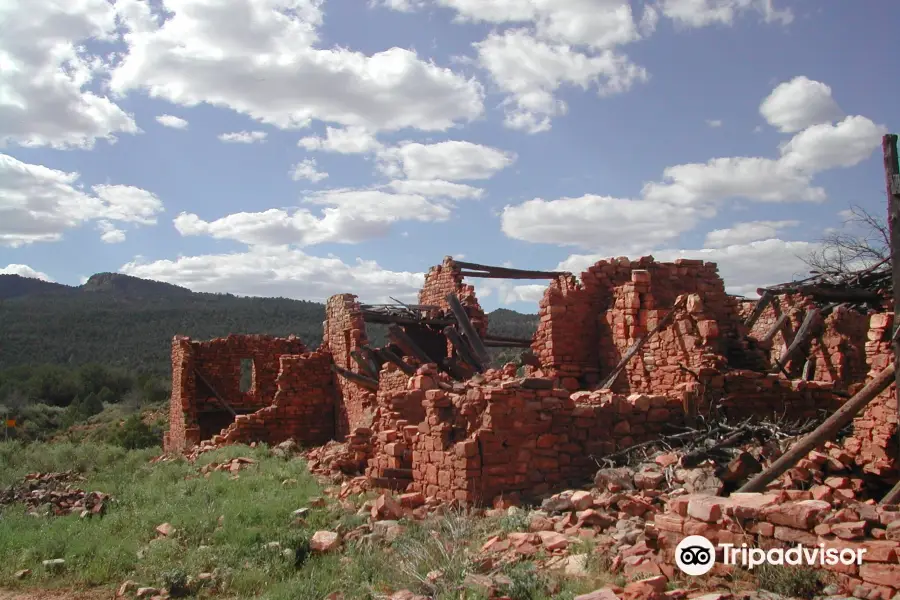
[0,471,109,517]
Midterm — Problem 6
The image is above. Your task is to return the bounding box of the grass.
[0,441,617,600]
[754,563,828,599]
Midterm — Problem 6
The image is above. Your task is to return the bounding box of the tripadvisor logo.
[674,535,868,576]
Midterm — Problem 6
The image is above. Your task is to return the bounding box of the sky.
[1,0,897,313]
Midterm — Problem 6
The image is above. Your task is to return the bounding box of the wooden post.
[445,293,491,366]
[331,364,379,391]
[884,133,900,473]
[601,296,687,389]
[443,326,485,373]
[736,363,896,493]
[760,313,789,344]
[744,291,773,329]
[376,347,417,376]
[882,479,900,505]
[387,325,437,366]
[770,308,820,374]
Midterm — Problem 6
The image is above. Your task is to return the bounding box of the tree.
[805,204,889,278]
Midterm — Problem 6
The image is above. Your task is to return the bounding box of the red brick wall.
[419,256,488,338]
[216,351,336,447]
[843,312,899,481]
[165,334,307,452]
[323,294,375,440]
[532,257,762,393]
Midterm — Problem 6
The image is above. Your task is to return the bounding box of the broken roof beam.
[350,349,379,379]
[361,310,456,327]
[452,260,568,280]
[375,347,417,376]
[770,307,821,374]
[446,293,492,366]
[331,364,379,391]
[387,324,442,369]
[743,290,773,329]
[759,285,881,305]
[443,326,485,373]
[484,339,532,348]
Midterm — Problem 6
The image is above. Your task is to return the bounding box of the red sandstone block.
[761,500,831,530]
[860,563,900,588]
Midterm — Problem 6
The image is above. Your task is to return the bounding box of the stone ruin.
[164,255,899,503]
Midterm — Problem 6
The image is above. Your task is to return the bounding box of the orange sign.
[5,419,15,428]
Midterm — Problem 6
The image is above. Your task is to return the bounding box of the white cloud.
[378,140,516,180]
[0,0,140,149]
[0,153,163,247]
[706,119,723,128]
[660,0,793,28]
[0,264,54,282]
[385,179,483,199]
[474,29,647,133]
[778,116,887,173]
[110,0,484,133]
[119,247,426,303]
[642,156,826,207]
[174,188,452,247]
[436,0,643,50]
[218,131,268,143]
[372,0,427,12]
[290,159,328,183]
[704,220,799,247]
[155,114,189,129]
[97,220,127,244]
[299,127,382,154]
[557,238,815,297]
[760,76,843,133]
[501,195,700,254]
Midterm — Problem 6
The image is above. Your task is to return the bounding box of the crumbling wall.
[419,256,488,338]
[365,366,425,490]
[323,294,375,440]
[214,351,335,447]
[696,370,841,421]
[843,312,899,481]
[532,258,762,394]
[165,334,307,452]
[746,294,869,389]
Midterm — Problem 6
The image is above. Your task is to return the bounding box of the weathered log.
[736,362,896,493]
[459,271,561,280]
[760,313,789,344]
[770,308,820,373]
[881,478,900,505]
[193,368,237,417]
[801,356,816,381]
[445,293,491,366]
[885,133,900,479]
[387,325,436,366]
[359,346,384,373]
[744,291,773,329]
[331,364,379,391]
[445,356,476,380]
[350,350,378,379]
[376,347,416,376]
[443,326,484,373]
[452,260,567,279]
[483,339,532,348]
[762,285,882,305]
[361,311,456,327]
[600,296,687,389]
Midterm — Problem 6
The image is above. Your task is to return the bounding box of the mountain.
[0,274,538,376]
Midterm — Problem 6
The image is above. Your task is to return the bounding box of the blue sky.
[1,0,896,312]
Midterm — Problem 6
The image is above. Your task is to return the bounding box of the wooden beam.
[744,291,773,329]
[801,356,816,381]
[331,364,379,391]
[600,296,687,390]
[762,285,882,304]
[193,368,237,417]
[445,356,475,380]
[445,293,492,366]
[359,346,384,373]
[452,260,568,279]
[770,308,820,373]
[387,325,436,366]
[881,479,900,505]
[484,340,532,348]
[483,333,535,344]
[350,350,378,379]
[361,311,456,327]
[443,326,485,373]
[885,133,900,481]
[459,270,560,280]
[736,363,896,493]
[376,347,417,376]
[759,313,789,344]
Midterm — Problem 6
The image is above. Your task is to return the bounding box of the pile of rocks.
[0,471,109,517]
[197,456,257,476]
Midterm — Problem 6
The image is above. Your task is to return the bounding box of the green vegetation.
[754,563,828,598]
[0,443,613,599]
[0,363,168,443]
[0,273,538,377]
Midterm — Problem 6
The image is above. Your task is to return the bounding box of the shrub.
[755,564,823,598]
[106,414,162,450]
